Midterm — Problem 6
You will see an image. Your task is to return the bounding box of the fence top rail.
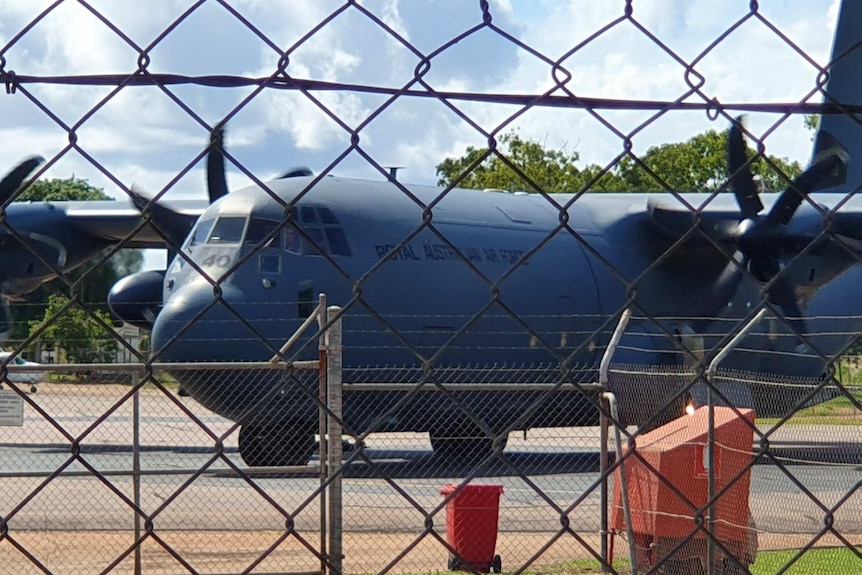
[0,360,320,374]
[343,382,603,392]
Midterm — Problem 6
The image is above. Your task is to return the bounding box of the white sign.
[0,390,24,426]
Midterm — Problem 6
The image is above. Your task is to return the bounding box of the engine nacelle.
[108,269,165,329]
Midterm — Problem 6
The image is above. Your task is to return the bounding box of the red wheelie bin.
[439,484,504,573]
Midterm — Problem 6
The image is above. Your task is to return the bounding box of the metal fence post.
[132,371,141,575]
[705,308,766,575]
[317,293,328,575]
[326,305,344,575]
[598,309,631,572]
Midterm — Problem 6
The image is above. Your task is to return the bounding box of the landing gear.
[238,421,316,467]
[429,428,507,462]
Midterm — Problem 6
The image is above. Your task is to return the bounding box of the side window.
[259,254,281,274]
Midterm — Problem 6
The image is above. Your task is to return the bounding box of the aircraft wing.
[63,199,209,248]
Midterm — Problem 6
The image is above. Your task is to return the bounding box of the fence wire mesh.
[1,1,861,575]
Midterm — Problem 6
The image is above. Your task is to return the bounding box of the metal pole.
[317,293,328,575]
[705,308,766,575]
[598,309,631,572]
[599,401,610,573]
[603,392,638,575]
[327,305,344,575]
[270,301,326,362]
[132,372,141,575]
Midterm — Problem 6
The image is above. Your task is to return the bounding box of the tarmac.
[0,383,858,574]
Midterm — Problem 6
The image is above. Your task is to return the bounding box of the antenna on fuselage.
[386,167,404,182]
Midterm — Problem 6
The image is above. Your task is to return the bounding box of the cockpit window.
[245,218,281,247]
[319,207,338,224]
[189,218,215,247]
[282,206,352,257]
[300,206,317,224]
[208,216,247,244]
[284,226,302,255]
[325,228,351,256]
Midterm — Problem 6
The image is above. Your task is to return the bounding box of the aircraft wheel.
[429,429,506,462]
[239,421,316,467]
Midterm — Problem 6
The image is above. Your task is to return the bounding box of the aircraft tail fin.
[813,1,862,189]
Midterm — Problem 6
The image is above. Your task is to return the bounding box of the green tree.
[29,294,118,363]
[15,177,112,202]
[804,114,819,139]
[616,129,804,193]
[437,128,803,194]
[8,177,144,344]
[435,131,625,193]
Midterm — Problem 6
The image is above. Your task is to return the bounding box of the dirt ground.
[2,530,859,574]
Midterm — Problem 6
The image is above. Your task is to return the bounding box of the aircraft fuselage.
[146,178,860,445]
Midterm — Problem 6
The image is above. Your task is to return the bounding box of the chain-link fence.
[2,1,862,574]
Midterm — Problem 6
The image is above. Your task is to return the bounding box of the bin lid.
[439,483,505,496]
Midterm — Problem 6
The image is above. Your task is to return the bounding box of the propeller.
[727,117,847,279]
[724,117,849,332]
[0,157,44,204]
[129,127,232,250]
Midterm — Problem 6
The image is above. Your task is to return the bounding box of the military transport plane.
[5,2,862,467]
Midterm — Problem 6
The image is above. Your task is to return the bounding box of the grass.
[45,369,182,392]
[756,361,862,427]
[489,547,861,574]
[756,388,862,427]
[749,547,862,574]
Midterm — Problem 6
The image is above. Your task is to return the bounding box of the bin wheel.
[492,554,502,573]
[447,554,462,571]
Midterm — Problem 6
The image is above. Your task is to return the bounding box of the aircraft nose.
[151,281,256,362]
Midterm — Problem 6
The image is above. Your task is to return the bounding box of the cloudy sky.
[0,0,841,207]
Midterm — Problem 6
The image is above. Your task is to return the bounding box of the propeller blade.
[727,117,763,218]
[767,152,847,226]
[809,130,848,191]
[207,127,229,203]
[0,157,44,203]
[766,274,807,337]
[128,186,190,250]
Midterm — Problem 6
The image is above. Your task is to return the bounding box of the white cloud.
[0,0,843,194]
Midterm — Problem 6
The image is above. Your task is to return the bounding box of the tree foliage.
[436,128,804,194]
[17,177,112,202]
[29,294,118,363]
